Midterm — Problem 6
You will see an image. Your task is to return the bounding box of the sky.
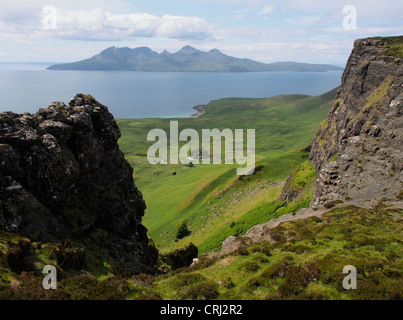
[0,0,402,65]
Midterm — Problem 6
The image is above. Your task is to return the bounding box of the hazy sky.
[0,0,402,65]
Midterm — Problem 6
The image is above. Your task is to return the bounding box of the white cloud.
[0,5,215,42]
[282,0,403,20]
[213,27,307,40]
[216,38,353,64]
[324,24,403,37]
[231,8,254,20]
[233,14,245,20]
[156,15,213,40]
[0,0,402,64]
[285,15,323,26]
[47,9,215,41]
[258,5,274,15]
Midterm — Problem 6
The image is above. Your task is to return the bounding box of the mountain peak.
[133,46,154,53]
[209,48,222,54]
[178,45,200,53]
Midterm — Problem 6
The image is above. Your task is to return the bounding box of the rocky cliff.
[309,36,402,207]
[205,36,403,259]
[0,94,158,275]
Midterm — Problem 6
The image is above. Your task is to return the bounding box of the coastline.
[189,104,206,118]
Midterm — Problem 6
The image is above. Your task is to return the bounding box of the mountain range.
[47,45,343,72]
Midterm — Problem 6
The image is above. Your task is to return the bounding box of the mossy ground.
[1,203,400,300]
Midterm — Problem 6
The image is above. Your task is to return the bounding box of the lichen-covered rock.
[309,37,403,206]
[0,94,158,275]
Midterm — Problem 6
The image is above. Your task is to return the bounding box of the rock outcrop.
[205,207,327,259]
[161,243,198,270]
[0,94,158,275]
[309,37,403,207]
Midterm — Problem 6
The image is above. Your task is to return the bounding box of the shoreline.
[189,104,206,118]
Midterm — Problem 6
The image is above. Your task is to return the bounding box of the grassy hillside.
[117,89,336,254]
[3,203,400,300]
[145,203,403,300]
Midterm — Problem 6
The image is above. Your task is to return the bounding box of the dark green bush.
[176,222,191,240]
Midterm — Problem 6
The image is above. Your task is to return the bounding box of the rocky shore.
[189,104,206,118]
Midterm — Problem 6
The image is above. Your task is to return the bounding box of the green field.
[117,88,337,254]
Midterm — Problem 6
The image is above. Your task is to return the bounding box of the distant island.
[47,45,343,72]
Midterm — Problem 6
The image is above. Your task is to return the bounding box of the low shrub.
[250,243,273,256]
[132,274,155,287]
[296,292,326,300]
[238,261,260,272]
[284,264,319,287]
[180,281,219,300]
[172,273,206,288]
[221,277,235,289]
[277,282,304,298]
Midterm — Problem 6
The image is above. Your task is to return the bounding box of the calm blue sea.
[0,64,343,118]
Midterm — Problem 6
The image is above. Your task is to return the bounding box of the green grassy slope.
[142,203,403,300]
[117,88,337,254]
[3,203,400,300]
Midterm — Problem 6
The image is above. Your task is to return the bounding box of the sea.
[0,63,343,118]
